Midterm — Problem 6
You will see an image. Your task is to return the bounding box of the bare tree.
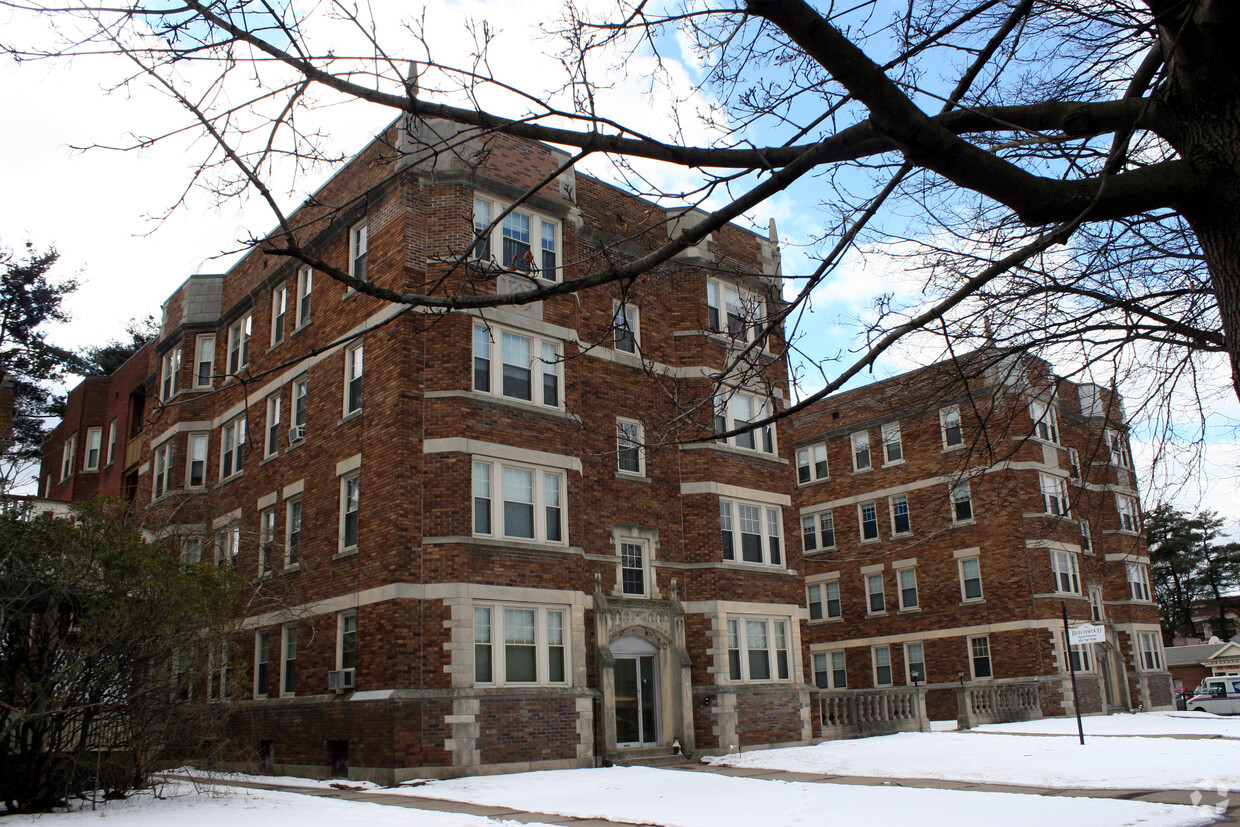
[3,0,1236,430]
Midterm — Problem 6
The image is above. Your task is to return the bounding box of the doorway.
[615,654,658,747]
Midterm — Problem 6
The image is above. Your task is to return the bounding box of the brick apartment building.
[790,353,1172,719]
[41,117,809,781]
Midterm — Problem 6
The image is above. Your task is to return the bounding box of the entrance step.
[609,748,688,768]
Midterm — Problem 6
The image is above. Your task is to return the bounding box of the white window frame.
[951,481,974,524]
[1088,584,1105,621]
[896,566,919,610]
[812,650,847,689]
[1050,549,1081,595]
[725,616,792,683]
[295,266,313,329]
[851,430,872,471]
[1040,472,1069,516]
[344,340,363,416]
[254,631,271,698]
[182,535,202,564]
[940,405,963,449]
[719,498,784,567]
[105,419,117,466]
[613,301,639,354]
[339,472,360,553]
[872,645,893,687]
[152,440,173,499]
[226,314,252,376]
[186,432,208,489]
[160,346,181,401]
[796,442,828,484]
[281,624,297,696]
[969,634,993,680]
[618,537,651,598]
[1067,447,1081,481]
[858,501,879,542]
[1080,518,1093,552]
[338,611,357,672]
[959,556,984,602]
[194,334,215,388]
[617,418,644,476]
[259,507,276,577]
[214,523,240,567]
[1107,428,1133,468]
[472,195,561,280]
[1137,630,1164,671]
[472,322,563,409]
[1127,562,1152,601]
[1062,632,1093,673]
[60,433,76,481]
[801,510,835,552]
[220,416,246,479]
[473,603,569,686]
[1117,493,1141,533]
[264,394,281,458]
[865,572,885,615]
[271,283,288,346]
[706,278,767,345]
[285,497,302,569]
[905,642,926,684]
[349,220,369,285]
[807,578,841,622]
[881,421,903,464]
[473,458,567,546]
[889,494,912,536]
[1029,398,1059,443]
[84,427,102,471]
[714,388,776,454]
[208,642,229,702]
[292,375,308,433]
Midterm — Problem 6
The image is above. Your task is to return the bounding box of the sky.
[1,0,1237,532]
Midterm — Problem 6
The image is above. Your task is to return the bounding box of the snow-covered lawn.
[707,712,1240,791]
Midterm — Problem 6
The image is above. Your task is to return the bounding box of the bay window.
[472,196,560,280]
[473,323,562,409]
[726,616,791,682]
[473,459,566,545]
[474,604,568,685]
[719,498,783,566]
[715,389,775,453]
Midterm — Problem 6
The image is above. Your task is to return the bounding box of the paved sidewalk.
[163,764,1240,827]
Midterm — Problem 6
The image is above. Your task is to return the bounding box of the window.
[344,341,363,415]
[851,431,871,471]
[859,501,879,541]
[338,612,357,671]
[187,433,208,488]
[472,323,562,408]
[473,604,568,685]
[617,419,644,475]
[940,405,963,448]
[719,499,783,565]
[292,375,308,434]
[882,422,903,464]
[194,334,215,387]
[726,617,790,682]
[340,473,360,552]
[160,346,181,401]
[905,642,926,683]
[1029,398,1059,443]
[105,420,117,466]
[259,508,276,577]
[295,267,312,328]
[183,536,202,564]
[285,498,302,568]
[1137,631,1163,670]
[613,302,638,354]
[227,314,252,375]
[707,279,766,343]
[807,583,823,621]
[714,390,775,453]
[1127,562,1152,601]
[1067,447,1081,481]
[271,284,288,345]
[214,523,240,566]
[890,494,911,535]
[1050,550,1081,594]
[472,196,560,279]
[208,642,229,702]
[1107,428,1132,468]
[951,482,974,523]
[84,427,102,471]
[152,441,173,499]
[1080,519,1092,552]
[349,221,368,283]
[282,625,297,695]
[60,434,76,481]
[265,395,282,458]
[813,651,847,689]
[959,556,983,601]
[897,566,919,610]
[1063,632,1091,673]
[473,459,566,544]
[802,511,835,552]
[796,443,828,483]
[807,580,841,622]
[969,635,992,679]
[255,631,270,697]
[872,645,893,686]
[220,416,245,479]
[1089,585,1105,622]
[620,540,648,597]
[865,572,885,614]
[1117,494,1140,533]
[1040,473,1069,516]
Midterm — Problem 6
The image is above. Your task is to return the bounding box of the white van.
[1189,677,1240,714]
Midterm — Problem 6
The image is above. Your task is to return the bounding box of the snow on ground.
[167,766,383,790]
[974,710,1240,738]
[0,781,546,827]
[392,766,1214,827]
[706,728,1240,791]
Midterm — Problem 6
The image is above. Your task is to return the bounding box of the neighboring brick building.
[41,117,807,781]
[790,353,1172,720]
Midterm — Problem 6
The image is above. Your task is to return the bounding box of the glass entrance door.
[615,654,657,746]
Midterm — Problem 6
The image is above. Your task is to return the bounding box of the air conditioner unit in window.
[328,669,355,692]
[288,425,306,443]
